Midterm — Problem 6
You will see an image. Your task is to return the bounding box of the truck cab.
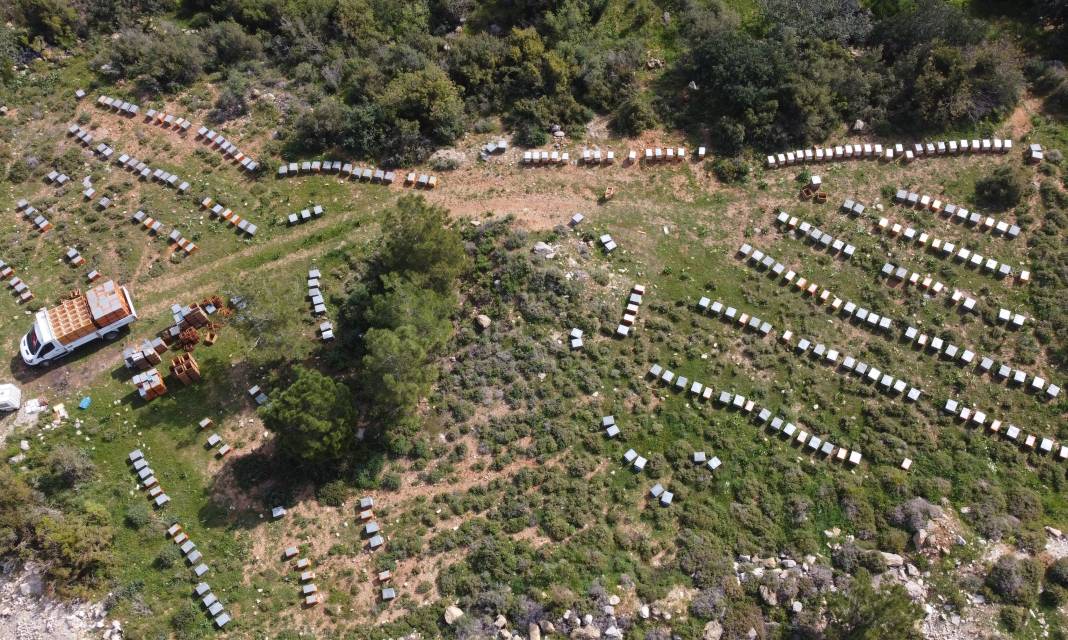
[20,311,60,365]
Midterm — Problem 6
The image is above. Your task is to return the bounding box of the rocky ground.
[0,562,119,640]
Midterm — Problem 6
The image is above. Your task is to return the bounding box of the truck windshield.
[25,328,40,353]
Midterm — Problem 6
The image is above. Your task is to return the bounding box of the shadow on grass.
[197,439,309,530]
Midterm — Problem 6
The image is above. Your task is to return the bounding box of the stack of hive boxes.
[133,368,167,400]
[87,280,131,327]
[123,337,168,370]
[47,291,96,345]
[170,352,201,385]
[159,302,211,346]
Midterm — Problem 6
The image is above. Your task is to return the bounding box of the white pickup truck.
[20,280,138,366]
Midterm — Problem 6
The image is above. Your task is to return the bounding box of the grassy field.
[1,51,1067,640]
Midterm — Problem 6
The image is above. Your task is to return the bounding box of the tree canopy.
[260,366,358,465]
[376,194,468,295]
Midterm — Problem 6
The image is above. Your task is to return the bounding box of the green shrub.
[380,473,402,491]
[710,158,749,184]
[998,605,1027,632]
[155,543,182,569]
[1047,557,1068,588]
[6,160,30,184]
[987,555,1042,606]
[42,446,96,492]
[123,503,150,530]
[975,165,1028,210]
[1042,584,1068,607]
[317,480,350,507]
[611,96,657,137]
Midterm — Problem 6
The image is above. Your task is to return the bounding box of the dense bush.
[154,543,182,569]
[123,503,151,530]
[611,96,657,137]
[987,555,1042,606]
[975,166,1029,210]
[317,480,351,507]
[1047,557,1068,588]
[42,446,96,492]
[825,570,922,639]
[711,158,750,184]
[7,0,1025,163]
[97,23,205,93]
[999,605,1027,632]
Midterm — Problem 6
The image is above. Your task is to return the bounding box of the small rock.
[428,148,466,170]
[495,614,508,628]
[540,620,555,634]
[904,580,926,600]
[1047,526,1063,538]
[602,605,614,616]
[475,314,492,330]
[760,585,778,607]
[639,605,650,619]
[570,627,601,640]
[781,559,796,569]
[20,440,30,451]
[583,614,593,626]
[532,241,558,259]
[791,601,803,613]
[703,620,723,640]
[529,622,542,640]
[444,606,464,625]
[881,552,905,567]
[608,595,620,606]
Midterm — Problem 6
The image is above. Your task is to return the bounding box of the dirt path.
[1006,97,1041,140]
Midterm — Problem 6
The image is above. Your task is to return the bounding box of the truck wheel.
[104,331,120,340]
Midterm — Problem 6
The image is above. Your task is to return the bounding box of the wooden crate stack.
[86,280,130,326]
[123,337,168,370]
[46,292,95,345]
[133,368,167,401]
[170,352,201,385]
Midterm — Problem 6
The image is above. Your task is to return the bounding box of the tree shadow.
[196,438,310,530]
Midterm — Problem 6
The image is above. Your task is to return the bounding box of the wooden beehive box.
[47,294,95,345]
